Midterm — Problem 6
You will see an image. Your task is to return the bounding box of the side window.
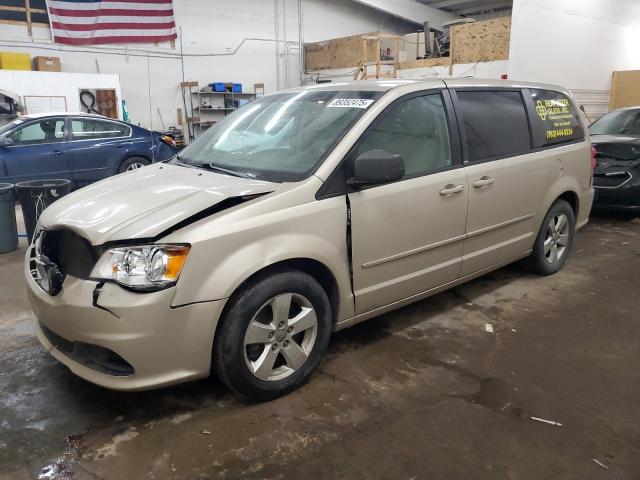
[456,90,531,162]
[71,119,129,140]
[9,119,65,146]
[354,94,452,178]
[529,89,584,146]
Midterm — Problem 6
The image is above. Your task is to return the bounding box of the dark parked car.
[589,107,640,215]
[0,113,176,187]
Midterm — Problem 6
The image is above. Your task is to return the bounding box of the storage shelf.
[194,107,235,112]
[193,91,256,96]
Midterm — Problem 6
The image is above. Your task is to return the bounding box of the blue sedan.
[0,113,176,187]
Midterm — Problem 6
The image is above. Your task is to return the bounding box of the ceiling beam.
[351,0,459,28]
[430,0,475,8]
[455,0,511,15]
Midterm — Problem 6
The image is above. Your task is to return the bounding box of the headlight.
[92,244,190,291]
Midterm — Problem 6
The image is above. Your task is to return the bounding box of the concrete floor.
[1,215,639,480]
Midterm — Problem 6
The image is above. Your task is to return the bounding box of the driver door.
[347,91,469,314]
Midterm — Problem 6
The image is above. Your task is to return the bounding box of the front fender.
[169,194,354,321]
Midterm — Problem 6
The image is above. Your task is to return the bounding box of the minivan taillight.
[590,146,597,175]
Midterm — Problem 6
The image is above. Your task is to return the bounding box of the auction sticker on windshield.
[327,98,374,109]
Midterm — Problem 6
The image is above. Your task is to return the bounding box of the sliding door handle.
[472,176,495,188]
[439,184,465,196]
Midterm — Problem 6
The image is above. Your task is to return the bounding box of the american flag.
[46,0,177,45]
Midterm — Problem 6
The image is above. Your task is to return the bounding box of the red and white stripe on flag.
[46,0,177,45]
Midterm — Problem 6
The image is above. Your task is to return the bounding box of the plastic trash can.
[15,179,72,243]
[0,183,18,254]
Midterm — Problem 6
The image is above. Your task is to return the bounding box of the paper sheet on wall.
[24,96,67,115]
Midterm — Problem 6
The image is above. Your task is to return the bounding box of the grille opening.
[40,230,97,280]
[40,323,134,377]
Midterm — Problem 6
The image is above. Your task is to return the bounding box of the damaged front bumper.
[26,253,227,391]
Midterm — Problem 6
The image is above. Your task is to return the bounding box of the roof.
[290,78,570,95]
[18,112,109,120]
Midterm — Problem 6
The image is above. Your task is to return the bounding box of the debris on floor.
[485,323,494,333]
[593,458,609,469]
[530,416,562,427]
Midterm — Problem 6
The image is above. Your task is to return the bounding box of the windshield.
[175,90,383,182]
[589,109,640,136]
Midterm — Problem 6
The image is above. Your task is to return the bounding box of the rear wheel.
[523,200,575,275]
[118,156,150,173]
[214,268,332,401]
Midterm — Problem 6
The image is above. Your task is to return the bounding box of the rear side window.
[529,89,584,146]
[71,119,130,140]
[456,90,531,162]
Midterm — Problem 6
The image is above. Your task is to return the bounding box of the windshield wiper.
[202,163,250,178]
[171,157,249,178]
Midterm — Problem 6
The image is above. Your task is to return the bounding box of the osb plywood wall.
[452,16,511,64]
[609,70,640,110]
[304,32,398,71]
[305,16,511,72]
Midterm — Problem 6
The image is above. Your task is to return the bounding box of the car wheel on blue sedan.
[119,156,150,173]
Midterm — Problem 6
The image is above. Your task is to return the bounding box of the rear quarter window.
[529,89,584,146]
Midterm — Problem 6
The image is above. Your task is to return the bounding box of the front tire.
[214,268,332,401]
[524,200,575,275]
[118,156,150,173]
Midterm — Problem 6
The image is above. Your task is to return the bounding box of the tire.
[213,268,332,401]
[118,156,150,173]
[523,200,575,275]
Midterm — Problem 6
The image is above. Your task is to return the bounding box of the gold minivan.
[26,79,594,400]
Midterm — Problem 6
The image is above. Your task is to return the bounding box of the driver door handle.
[52,150,64,156]
[439,184,465,196]
[472,176,495,188]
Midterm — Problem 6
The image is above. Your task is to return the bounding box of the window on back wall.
[0,0,50,36]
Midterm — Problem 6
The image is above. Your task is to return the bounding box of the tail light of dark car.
[591,146,597,176]
[160,134,176,148]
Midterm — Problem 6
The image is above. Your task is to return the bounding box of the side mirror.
[348,149,404,187]
[0,137,14,147]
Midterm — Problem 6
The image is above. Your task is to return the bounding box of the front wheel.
[523,200,575,275]
[118,156,150,173]
[213,268,332,401]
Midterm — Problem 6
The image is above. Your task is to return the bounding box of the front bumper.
[26,259,227,391]
[593,173,640,212]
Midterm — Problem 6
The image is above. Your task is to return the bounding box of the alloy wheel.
[126,162,145,171]
[544,213,570,264]
[243,293,318,382]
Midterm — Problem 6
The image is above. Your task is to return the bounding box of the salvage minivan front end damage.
[25,163,277,390]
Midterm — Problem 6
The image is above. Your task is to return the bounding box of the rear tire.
[214,268,332,401]
[118,156,150,173]
[523,200,575,275]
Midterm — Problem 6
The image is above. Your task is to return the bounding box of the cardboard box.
[33,56,62,72]
[0,52,31,71]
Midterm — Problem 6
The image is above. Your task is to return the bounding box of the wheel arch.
[221,257,341,327]
[118,154,152,173]
[557,190,580,218]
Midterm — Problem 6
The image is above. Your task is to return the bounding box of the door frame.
[448,87,535,166]
[316,87,464,199]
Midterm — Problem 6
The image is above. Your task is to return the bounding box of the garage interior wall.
[507,0,640,119]
[0,0,416,130]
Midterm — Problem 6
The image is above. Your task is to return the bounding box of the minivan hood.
[38,163,277,245]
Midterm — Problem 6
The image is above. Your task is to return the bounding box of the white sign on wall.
[24,95,68,115]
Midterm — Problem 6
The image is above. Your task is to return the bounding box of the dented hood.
[38,163,276,245]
